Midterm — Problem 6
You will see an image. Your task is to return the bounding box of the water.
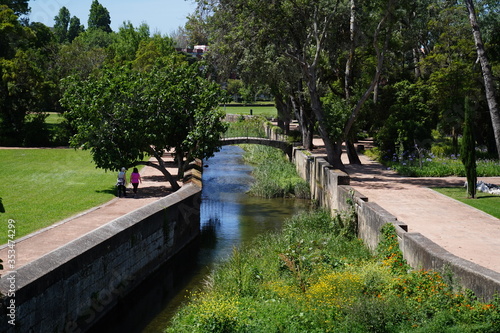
[93,145,309,332]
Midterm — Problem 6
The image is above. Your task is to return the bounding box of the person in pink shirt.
[130,167,142,198]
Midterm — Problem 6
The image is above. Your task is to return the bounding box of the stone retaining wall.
[293,148,500,301]
[0,170,202,332]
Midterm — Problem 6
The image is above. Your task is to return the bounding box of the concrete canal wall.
[0,169,202,333]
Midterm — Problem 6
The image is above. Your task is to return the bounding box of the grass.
[166,213,500,332]
[45,112,65,125]
[224,116,268,138]
[365,147,500,177]
[220,105,277,117]
[0,149,118,244]
[433,187,500,219]
[241,144,310,199]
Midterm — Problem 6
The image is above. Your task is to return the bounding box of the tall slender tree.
[88,0,111,33]
[461,97,477,198]
[67,16,84,43]
[465,0,500,159]
[53,6,70,43]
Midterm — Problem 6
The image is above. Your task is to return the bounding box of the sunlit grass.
[0,149,117,244]
[224,116,268,138]
[220,105,277,117]
[365,147,500,177]
[433,187,500,218]
[45,112,64,125]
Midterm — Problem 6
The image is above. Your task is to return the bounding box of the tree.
[67,16,84,43]
[132,34,176,71]
[60,59,228,190]
[0,6,56,145]
[185,11,210,46]
[0,0,29,16]
[88,0,112,33]
[0,5,28,58]
[170,26,189,48]
[56,28,114,81]
[111,22,151,63]
[53,6,70,43]
[461,97,477,198]
[201,0,349,168]
[465,0,500,159]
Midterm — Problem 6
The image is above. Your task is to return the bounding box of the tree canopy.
[88,0,112,32]
[196,0,500,163]
[0,0,29,16]
[0,0,499,171]
[60,58,228,190]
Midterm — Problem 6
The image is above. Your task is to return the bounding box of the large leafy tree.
[60,59,228,191]
[0,5,57,145]
[110,22,151,63]
[202,0,404,168]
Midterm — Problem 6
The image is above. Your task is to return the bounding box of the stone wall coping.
[0,183,201,295]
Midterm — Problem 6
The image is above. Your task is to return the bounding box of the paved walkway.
[312,138,500,273]
[1,142,499,276]
[0,155,180,274]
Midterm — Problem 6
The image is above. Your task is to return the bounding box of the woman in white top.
[117,167,127,197]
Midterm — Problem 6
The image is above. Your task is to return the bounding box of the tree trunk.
[345,0,357,101]
[465,0,500,158]
[346,139,361,164]
[461,97,477,198]
[343,0,393,161]
[307,68,344,170]
[291,89,314,150]
[413,48,422,79]
[275,94,291,134]
[137,154,180,192]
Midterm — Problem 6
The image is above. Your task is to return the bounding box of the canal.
[93,145,309,332]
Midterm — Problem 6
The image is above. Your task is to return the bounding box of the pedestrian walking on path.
[116,167,127,197]
[130,167,142,198]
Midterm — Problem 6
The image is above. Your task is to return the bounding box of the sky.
[28,0,198,35]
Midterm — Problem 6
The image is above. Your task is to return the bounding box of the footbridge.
[220,137,293,159]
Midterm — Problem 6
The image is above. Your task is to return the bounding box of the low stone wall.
[0,173,202,332]
[293,148,500,301]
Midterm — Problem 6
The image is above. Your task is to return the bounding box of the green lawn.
[220,105,277,117]
[433,187,500,218]
[45,112,64,124]
[0,149,117,244]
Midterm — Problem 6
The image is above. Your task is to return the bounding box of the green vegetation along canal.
[93,145,310,332]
